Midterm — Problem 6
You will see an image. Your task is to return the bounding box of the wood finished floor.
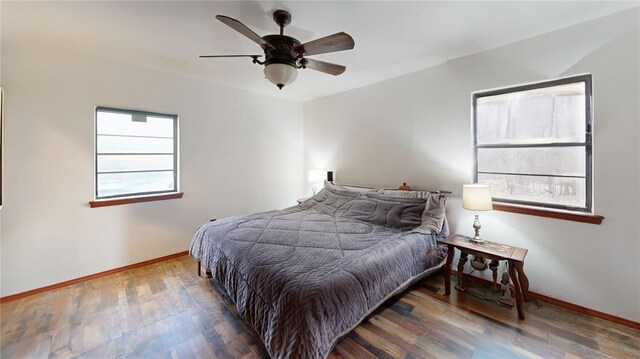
[2,255,639,359]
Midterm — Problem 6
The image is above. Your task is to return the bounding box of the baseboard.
[0,251,190,303]
[452,270,640,330]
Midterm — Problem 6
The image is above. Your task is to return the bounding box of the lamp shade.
[264,63,298,89]
[462,184,493,211]
[308,169,324,183]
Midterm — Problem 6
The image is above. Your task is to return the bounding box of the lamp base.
[470,236,486,244]
[470,213,486,243]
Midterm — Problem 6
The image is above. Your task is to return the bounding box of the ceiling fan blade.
[215,15,274,49]
[199,55,262,58]
[303,58,346,76]
[295,32,354,56]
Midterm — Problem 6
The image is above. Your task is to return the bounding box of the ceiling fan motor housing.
[261,34,300,67]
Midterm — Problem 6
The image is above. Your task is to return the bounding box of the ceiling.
[2,1,637,102]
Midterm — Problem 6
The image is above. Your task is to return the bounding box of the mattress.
[190,186,449,359]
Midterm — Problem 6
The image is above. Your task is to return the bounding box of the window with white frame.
[95,107,178,199]
[472,74,593,212]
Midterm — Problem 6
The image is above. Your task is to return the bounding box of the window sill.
[89,192,183,208]
[492,203,604,224]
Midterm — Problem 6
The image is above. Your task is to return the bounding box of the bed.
[190,182,449,359]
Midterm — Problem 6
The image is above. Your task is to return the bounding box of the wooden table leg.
[489,260,500,290]
[515,261,530,301]
[444,245,455,295]
[508,260,525,320]
[456,252,469,291]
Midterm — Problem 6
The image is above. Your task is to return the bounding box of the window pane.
[478,173,586,208]
[97,135,174,154]
[96,111,174,138]
[97,171,175,198]
[97,155,173,173]
[478,147,585,177]
[477,82,586,145]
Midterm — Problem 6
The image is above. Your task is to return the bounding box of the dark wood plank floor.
[2,255,639,358]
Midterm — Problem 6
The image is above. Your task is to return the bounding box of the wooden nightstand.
[438,234,530,319]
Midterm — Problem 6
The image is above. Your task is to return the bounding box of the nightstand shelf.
[438,234,530,319]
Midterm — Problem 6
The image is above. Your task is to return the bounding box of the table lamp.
[308,169,325,195]
[462,184,493,243]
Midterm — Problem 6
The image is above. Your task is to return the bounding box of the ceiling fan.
[200,10,355,89]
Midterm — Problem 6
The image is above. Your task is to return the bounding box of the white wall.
[304,9,640,322]
[0,40,303,296]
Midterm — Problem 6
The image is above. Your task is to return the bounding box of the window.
[95,107,178,200]
[472,74,593,213]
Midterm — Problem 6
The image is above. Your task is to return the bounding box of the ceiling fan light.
[264,63,298,89]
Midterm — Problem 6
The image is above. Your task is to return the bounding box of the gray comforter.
[190,186,448,359]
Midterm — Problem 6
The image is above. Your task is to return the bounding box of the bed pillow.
[370,189,431,199]
[413,192,447,234]
[321,180,369,197]
[367,189,447,234]
[341,193,425,229]
[340,185,376,193]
